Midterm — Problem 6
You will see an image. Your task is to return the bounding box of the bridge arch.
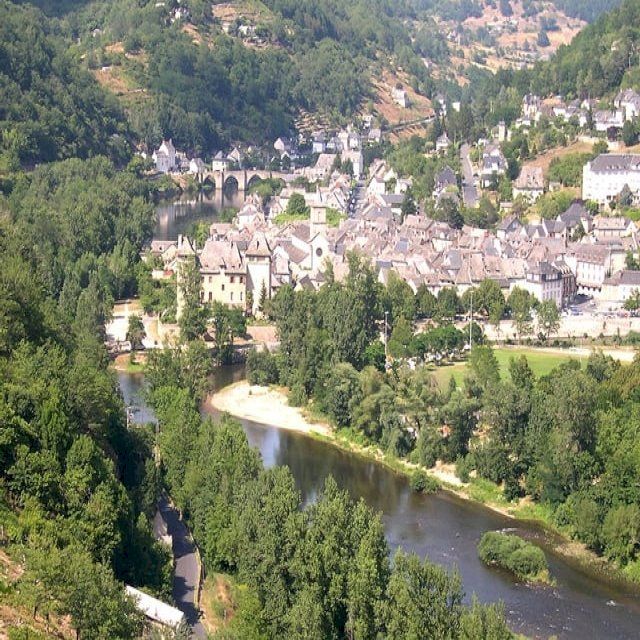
[202,175,216,191]
[246,173,267,191]
[223,174,240,192]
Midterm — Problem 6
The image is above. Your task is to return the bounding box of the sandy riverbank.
[210,382,332,437]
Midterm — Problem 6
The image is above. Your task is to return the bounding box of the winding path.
[157,495,205,638]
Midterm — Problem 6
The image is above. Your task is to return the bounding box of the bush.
[246,349,280,386]
[455,454,473,483]
[478,531,549,582]
[410,470,439,494]
[288,382,307,407]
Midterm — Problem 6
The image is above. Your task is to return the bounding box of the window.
[240,292,243,301]
[316,247,323,257]
[208,292,212,302]
[222,284,225,291]
[230,276,235,283]
[230,292,234,302]
[208,276,212,283]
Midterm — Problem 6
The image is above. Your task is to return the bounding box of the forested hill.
[551,0,623,23]
[526,0,640,98]
[464,0,640,131]
[4,0,619,157]
[45,0,437,153]
[0,0,131,170]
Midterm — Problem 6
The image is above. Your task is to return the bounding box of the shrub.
[288,382,307,407]
[246,349,280,385]
[478,531,549,582]
[455,454,473,483]
[410,470,439,494]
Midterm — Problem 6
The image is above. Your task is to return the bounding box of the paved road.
[460,143,479,208]
[158,495,206,638]
[351,179,366,217]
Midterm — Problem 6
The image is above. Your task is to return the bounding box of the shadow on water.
[121,366,640,640]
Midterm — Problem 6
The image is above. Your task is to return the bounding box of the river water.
[118,368,640,639]
[154,191,245,240]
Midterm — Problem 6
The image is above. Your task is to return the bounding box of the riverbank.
[210,382,331,436]
[209,381,639,590]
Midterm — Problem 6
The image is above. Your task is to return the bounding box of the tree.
[436,287,460,323]
[23,545,144,640]
[323,363,361,427]
[499,0,513,17]
[459,597,512,640]
[438,197,464,229]
[259,281,268,312]
[346,515,389,639]
[625,251,640,271]
[383,271,416,324]
[400,187,417,221]
[285,192,309,218]
[622,119,638,147]
[388,316,414,359]
[178,257,207,341]
[537,299,560,340]
[619,183,634,208]
[384,551,462,639]
[602,504,640,564]
[360,341,384,373]
[509,355,534,391]
[508,287,534,341]
[624,289,640,311]
[126,314,145,351]
[467,346,500,392]
[440,392,479,460]
[416,285,437,319]
[537,30,550,47]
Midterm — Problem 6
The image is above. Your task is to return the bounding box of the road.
[460,143,479,208]
[158,495,206,638]
[351,179,366,217]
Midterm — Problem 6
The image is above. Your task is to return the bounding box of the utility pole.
[384,310,389,367]
[469,290,473,350]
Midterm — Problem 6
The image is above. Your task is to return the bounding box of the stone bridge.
[198,169,289,191]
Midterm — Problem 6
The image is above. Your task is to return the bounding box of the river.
[118,368,640,639]
[154,190,245,240]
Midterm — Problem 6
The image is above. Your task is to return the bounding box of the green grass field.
[429,347,582,389]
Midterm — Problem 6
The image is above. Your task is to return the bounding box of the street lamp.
[384,310,389,366]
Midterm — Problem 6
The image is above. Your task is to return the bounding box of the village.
[127,86,640,355]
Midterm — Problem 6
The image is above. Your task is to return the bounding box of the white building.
[188,158,206,175]
[522,261,563,308]
[599,269,640,303]
[436,133,451,153]
[341,149,363,177]
[152,139,176,174]
[480,144,507,188]
[615,89,640,121]
[513,166,544,202]
[392,87,408,108]
[211,151,231,172]
[582,154,640,206]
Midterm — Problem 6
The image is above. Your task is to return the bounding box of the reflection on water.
[120,367,640,639]
[154,190,246,240]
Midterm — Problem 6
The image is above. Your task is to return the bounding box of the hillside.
[0,0,131,170]
[4,0,604,156]
[457,0,640,136]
